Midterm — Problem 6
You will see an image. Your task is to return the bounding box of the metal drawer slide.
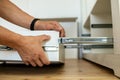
[59,37,113,44]
[0,37,113,50]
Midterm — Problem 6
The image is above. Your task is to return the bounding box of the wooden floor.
[0,59,119,80]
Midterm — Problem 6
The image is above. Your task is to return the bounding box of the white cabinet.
[81,0,120,77]
[81,0,97,34]
[111,0,120,55]
[82,0,113,54]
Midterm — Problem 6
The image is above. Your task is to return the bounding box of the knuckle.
[22,57,29,62]
[33,55,39,61]
[23,59,27,63]
[39,53,44,58]
[33,57,38,61]
[59,27,63,30]
[27,59,32,63]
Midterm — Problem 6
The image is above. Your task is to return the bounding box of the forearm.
[0,26,23,49]
[0,0,65,37]
[0,0,34,29]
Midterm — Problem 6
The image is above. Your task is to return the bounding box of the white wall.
[11,0,81,18]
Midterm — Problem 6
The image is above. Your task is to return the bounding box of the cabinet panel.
[60,22,78,59]
[111,0,120,55]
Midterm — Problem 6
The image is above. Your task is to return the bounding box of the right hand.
[34,21,65,37]
[15,35,50,67]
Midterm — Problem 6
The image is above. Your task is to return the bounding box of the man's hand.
[15,35,50,67]
[34,21,65,37]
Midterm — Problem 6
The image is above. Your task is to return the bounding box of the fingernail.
[47,61,51,65]
[33,65,36,67]
[25,63,29,66]
[39,64,43,67]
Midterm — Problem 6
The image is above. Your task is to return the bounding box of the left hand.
[15,35,51,67]
[34,20,65,37]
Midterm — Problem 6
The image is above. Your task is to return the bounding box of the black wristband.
[30,18,40,30]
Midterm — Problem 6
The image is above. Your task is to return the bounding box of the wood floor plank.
[0,59,119,80]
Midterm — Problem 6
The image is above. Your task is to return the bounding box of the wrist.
[34,20,46,30]
[30,18,40,30]
[9,34,25,50]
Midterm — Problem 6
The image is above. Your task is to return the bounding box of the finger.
[29,59,37,67]
[18,51,30,66]
[40,56,50,65]
[60,27,65,37]
[24,61,29,66]
[50,25,65,37]
[55,25,65,37]
[39,35,51,41]
[51,22,65,37]
[47,21,65,37]
[47,24,56,30]
[39,50,50,65]
[52,22,62,31]
[33,56,43,67]
[36,59,43,67]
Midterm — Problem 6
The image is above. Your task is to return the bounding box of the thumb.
[38,35,51,41]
